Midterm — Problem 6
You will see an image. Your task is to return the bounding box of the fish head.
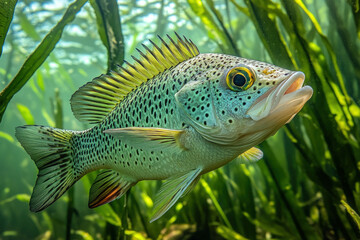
[175,54,313,149]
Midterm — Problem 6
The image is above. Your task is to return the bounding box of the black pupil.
[233,74,246,87]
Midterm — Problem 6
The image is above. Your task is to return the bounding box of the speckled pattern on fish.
[15,34,313,222]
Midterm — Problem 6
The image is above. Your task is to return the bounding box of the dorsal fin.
[71,33,200,124]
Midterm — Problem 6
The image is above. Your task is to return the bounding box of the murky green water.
[0,0,359,239]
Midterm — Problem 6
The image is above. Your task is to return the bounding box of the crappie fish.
[16,33,313,222]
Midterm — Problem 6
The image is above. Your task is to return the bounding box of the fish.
[15,33,313,222]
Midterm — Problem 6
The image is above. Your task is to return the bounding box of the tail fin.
[15,125,77,212]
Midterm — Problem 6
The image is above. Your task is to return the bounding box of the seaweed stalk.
[90,0,124,72]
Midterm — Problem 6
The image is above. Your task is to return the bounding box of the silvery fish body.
[16,34,313,222]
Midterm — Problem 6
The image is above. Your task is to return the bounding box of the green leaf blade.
[0,0,18,56]
[89,0,124,72]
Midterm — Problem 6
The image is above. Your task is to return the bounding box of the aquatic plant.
[0,0,359,239]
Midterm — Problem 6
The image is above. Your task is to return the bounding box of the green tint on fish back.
[15,34,313,222]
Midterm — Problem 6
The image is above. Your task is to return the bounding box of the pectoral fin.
[104,127,186,151]
[150,167,202,222]
[236,147,263,164]
[89,170,136,208]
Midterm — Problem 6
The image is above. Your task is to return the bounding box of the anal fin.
[89,170,136,208]
[150,167,202,222]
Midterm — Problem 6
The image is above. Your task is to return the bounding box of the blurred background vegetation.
[0,0,360,239]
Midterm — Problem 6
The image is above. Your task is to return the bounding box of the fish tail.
[15,125,79,212]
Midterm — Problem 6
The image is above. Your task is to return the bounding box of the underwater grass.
[0,0,87,122]
[90,0,124,72]
[0,0,17,57]
[0,0,359,239]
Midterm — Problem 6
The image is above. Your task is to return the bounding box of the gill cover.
[175,80,237,145]
[175,80,217,127]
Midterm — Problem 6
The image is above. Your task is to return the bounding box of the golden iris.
[226,65,256,91]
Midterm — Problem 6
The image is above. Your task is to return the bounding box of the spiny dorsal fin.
[71,33,200,124]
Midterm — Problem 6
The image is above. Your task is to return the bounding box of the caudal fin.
[15,125,77,212]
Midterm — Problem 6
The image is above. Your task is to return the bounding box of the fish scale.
[72,55,232,179]
[71,71,177,176]
[15,34,313,222]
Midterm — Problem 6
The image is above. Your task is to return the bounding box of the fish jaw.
[246,71,313,122]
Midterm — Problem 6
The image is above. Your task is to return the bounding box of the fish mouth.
[247,72,313,121]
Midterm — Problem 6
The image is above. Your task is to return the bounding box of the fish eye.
[233,74,246,87]
[226,65,256,91]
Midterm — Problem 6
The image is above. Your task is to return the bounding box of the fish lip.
[247,72,313,121]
